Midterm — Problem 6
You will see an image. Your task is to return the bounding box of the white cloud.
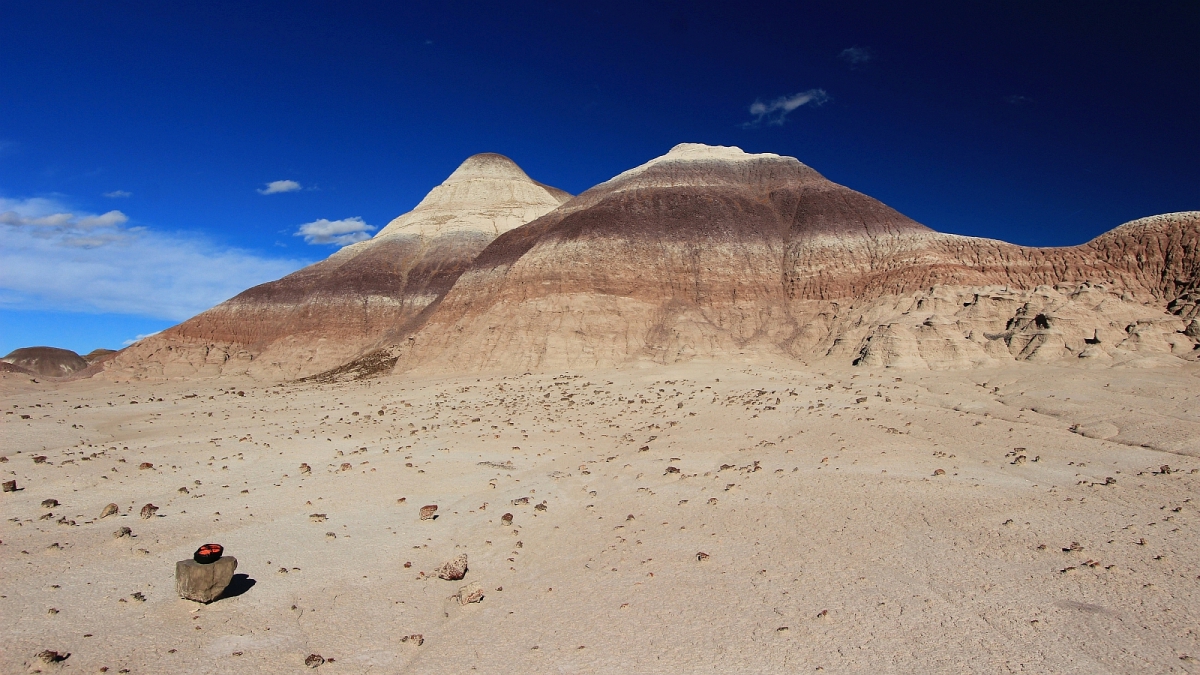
[258,179,302,195]
[122,331,161,346]
[103,190,132,198]
[743,89,830,127]
[0,196,310,321]
[295,217,376,246]
[839,46,873,67]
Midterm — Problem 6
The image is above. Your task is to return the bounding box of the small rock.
[419,504,438,520]
[534,502,547,512]
[458,582,484,605]
[33,455,48,464]
[437,554,468,580]
[511,497,529,506]
[309,513,327,522]
[665,466,680,474]
[178,487,189,494]
[305,653,325,668]
[139,462,154,470]
[140,503,158,519]
[933,469,946,476]
[501,513,514,525]
[113,527,132,539]
[1160,465,1172,475]
[100,503,119,518]
[2,480,17,492]
[36,650,69,664]
[696,552,710,561]
[41,499,59,508]
[299,463,312,474]
[401,634,424,646]
[175,556,237,603]
[339,462,352,471]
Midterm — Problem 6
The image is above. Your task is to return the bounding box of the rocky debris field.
[1,360,1198,673]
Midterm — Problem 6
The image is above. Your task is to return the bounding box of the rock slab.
[175,556,237,603]
[458,582,484,605]
[436,554,468,580]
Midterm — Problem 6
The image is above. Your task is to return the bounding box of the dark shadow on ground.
[220,574,256,600]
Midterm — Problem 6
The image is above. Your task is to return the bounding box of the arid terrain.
[3,360,1198,673]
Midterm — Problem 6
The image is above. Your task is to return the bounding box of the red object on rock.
[194,543,223,564]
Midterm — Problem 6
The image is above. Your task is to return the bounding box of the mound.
[105,154,571,380]
[2,347,89,377]
[383,144,1198,373]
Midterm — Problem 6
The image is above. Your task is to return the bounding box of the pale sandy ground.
[1,361,1198,674]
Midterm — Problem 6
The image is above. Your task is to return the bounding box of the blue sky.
[2,1,1197,355]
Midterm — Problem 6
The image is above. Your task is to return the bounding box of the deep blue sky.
[2,1,1198,354]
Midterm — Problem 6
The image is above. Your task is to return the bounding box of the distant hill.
[2,347,89,377]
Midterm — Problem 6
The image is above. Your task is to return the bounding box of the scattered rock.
[458,582,484,605]
[100,503,119,518]
[339,462,352,471]
[511,497,530,506]
[299,463,312,474]
[1160,465,1172,475]
[534,501,547,512]
[175,556,238,603]
[309,513,327,522]
[113,527,132,539]
[419,504,438,520]
[437,554,468,580]
[305,653,325,668]
[933,469,946,476]
[178,487,189,494]
[696,551,710,561]
[139,462,154,470]
[665,466,680,474]
[501,513,513,525]
[36,649,69,664]
[33,455,48,464]
[139,503,159,519]
[3,480,17,492]
[401,634,424,646]
[41,499,59,508]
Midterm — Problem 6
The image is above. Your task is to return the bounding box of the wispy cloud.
[1005,94,1033,105]
[295,217,376,246]
[0,196,308,320]
[258,179,302,195]
[743,89,830,127]
[839,46,873,68]
[122,331,160,346]
[103,190,132,198]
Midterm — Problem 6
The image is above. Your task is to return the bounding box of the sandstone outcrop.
[104,153,571,381]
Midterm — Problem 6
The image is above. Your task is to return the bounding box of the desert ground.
[2,361,1198,674]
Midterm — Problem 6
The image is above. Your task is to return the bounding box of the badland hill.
[105,144,1200,381]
